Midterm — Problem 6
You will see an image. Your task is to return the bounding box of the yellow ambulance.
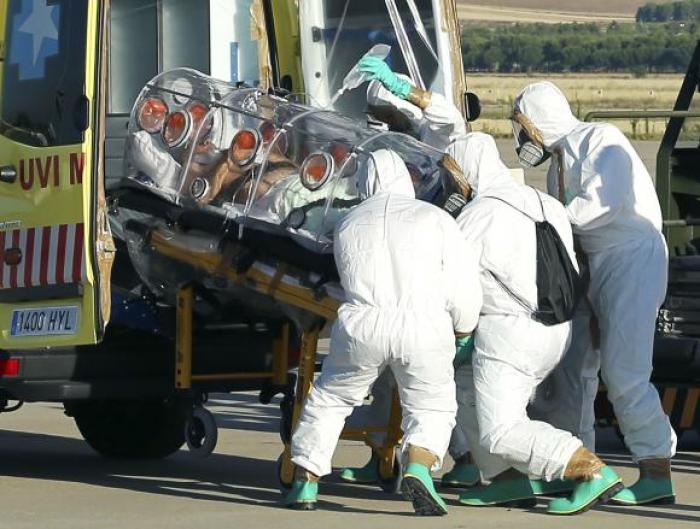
[0,0,471,458]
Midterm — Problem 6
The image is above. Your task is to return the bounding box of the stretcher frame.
[148,229,403,486]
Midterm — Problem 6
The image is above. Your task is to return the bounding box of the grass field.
[456,0,670,23]
[466,73,685,139]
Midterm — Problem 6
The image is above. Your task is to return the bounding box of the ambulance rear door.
[0,0,113,348]
[298,0,466,118]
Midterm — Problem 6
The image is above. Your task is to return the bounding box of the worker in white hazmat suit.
[364,73,467,151]
[513,81,677,506]
[446,132,623,515]
[284,149,483,515]
[340,60,480,490]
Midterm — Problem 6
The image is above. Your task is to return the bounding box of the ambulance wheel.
[185,406,218,457]
[376,450,402,494]
[69,398,186,459]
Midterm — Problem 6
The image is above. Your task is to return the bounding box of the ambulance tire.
[70,398,186,459]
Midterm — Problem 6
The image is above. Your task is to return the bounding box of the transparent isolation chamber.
[125,68,446,253]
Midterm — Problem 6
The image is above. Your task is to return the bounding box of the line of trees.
[637,1,700,22]
[462,22,697,73]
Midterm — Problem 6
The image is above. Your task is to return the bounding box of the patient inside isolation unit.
[127,111,359,235]
[127,98,361,237]
[125,69,445,252]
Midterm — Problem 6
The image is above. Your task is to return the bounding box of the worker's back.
[333,149,480,357]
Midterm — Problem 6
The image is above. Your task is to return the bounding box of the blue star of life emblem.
[8,0,61,81]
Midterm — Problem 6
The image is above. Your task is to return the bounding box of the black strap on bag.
[481,189,584,325]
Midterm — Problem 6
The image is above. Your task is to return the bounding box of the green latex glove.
[564,189,576,205]
[358,57,412,99]
[454,335,474,368]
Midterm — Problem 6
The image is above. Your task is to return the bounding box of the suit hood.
[357,149,415,199]
[514,81,580,148]
[446,132,513,196]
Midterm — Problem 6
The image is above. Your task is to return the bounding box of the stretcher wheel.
[277,452,295,493]
[185,406,218,457]
[376,449,402,494]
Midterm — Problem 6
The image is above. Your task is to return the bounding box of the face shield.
[511,110,551,169]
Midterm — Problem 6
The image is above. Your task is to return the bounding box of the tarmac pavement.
[1,393,699,529]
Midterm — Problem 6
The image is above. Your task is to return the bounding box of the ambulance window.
[109,0,159,114]
[315,0,439,117]
[109,0,211,114]
[1,0,89,147]
[208,0,261,86]
[162,0,210,74]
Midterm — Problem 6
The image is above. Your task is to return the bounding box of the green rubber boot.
[530,478,576,496]
[459,474,536,508]
[401,462,448,516]
[339,455,379,484]
[547,466,623,515]
[442,462,481,488]
[284,480,318,511]
[610,458,674,506]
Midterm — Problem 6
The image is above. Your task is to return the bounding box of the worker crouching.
[284,149,483,515]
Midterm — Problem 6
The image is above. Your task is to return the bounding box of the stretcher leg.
[175,284,194,390]
[375,390,403,492]
[278,325,322,489]
[277,328,405,492]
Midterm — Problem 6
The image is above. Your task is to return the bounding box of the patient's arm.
[236,165,297,203]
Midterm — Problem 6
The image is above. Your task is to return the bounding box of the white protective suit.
[447,132,583,481]
[515,82,676,462]
[291,149,482,477]
[345,82,471,457]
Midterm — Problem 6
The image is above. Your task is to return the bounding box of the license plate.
[10,306,79,337]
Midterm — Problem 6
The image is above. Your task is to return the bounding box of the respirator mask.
[438,154,472,218]
[512,110,551,168]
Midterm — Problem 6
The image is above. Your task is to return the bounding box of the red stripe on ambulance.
[9,230,20,289]
[55,224,68,284]
[0,223,85,290]
[39,226,51,286]
[72,223,84,283]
